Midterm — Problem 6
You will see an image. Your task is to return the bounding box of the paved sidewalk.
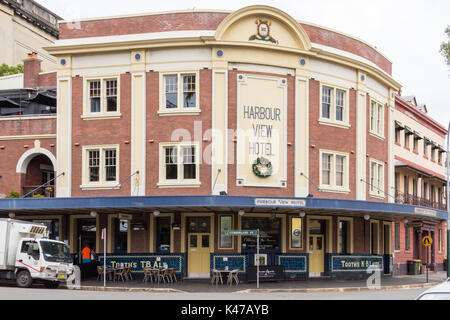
[80,271,448,293]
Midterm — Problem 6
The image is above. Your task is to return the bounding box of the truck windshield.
[40,241,72,263]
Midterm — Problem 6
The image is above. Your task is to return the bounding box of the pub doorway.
[308,219,327,277]
[76,218,97,265]
[186,216,211,278]
[240,216,282,267]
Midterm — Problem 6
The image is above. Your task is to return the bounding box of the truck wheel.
[44,281,60,289]
[16,270,33,288]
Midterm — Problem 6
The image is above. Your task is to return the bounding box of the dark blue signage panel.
[330,255,383,272]
[99,254,185,274]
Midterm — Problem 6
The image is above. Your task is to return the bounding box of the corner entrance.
[186,217,211,278]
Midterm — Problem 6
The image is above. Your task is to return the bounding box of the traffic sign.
[422,236,432,247]
[225,230,259,236]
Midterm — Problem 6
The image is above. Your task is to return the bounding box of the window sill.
[80,184,120,191]
[369,131,385,141]
[319,186,351,194]
[157,182,201,188]
[369,192,386,200]
[318,119,351,129]
[81,113,122,120]
[157,109,202,116]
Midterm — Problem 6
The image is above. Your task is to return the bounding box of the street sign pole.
[257,229,260,290]
[102,228,106,288]
[426,246,429,283]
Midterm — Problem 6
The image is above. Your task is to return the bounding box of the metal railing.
[22,185,55,198]
[395,191,446,211]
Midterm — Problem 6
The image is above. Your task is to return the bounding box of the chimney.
[23,52,42,88]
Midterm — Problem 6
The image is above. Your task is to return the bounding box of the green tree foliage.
[0,63,24,76]
[441,26,450,67]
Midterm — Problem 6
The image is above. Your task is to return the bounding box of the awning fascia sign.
[0,196,447,220]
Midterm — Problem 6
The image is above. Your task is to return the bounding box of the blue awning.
[0,195,446,221]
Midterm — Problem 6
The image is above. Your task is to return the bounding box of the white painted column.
[56,56,72,197]
[130,51,147,196]
[295,75,309,197]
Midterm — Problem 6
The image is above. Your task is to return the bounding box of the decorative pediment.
[215,5,311,51]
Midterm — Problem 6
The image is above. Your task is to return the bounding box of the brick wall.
[308,79,357,199]
[71,74,132,197]
[0,139,56,197]
[145,69,212,196]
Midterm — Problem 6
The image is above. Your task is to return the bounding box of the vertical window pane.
[336,90,345,121]
[405,226,410,251]
[156,217,171,253]
[220,216,232,249]
[89,150,100,182]
[377,105,382,133]
[291,217,302,249]
[183,75,196,108]
[165,147,178,180]
[182,146,196,180]
[370,102,375,131]
[336,156,344,187]
[89,80,101,113]
[322,154,331,185]
[104,149,117,182]
[371,163,376,192]
[322,87,331,119]
[105,79,118,112]
[377,165,382,192]
[339,221,349,254]
[165,75,178,109]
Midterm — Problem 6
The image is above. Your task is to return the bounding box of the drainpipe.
[447,122,450,278]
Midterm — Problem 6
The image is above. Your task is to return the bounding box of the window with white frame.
[83,146,119,188]
[159,143,200,186]
[369,159,385,198]
[86,78,119,115]
[370,100,384,137]
[161,72,199,112]
[320,85,348,126]
[319,151,349,192]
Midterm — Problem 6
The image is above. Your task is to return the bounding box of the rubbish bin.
[407,260,421,275]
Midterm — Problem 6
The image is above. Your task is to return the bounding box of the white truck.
[0,218,74,288]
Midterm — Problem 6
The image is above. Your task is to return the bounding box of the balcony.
[395,191,446,211]
[22,186,55,198]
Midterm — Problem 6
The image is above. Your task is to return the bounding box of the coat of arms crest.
[249,19,279,44]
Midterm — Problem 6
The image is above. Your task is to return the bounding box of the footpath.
[79,271,448,294]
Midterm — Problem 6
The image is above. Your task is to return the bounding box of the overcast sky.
[36,0,450,130]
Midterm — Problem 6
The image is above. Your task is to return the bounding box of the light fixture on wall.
[153,210,160,217]
[364,215,370,221]
[403,218,409,224]
[8,212,15,218]
[90,211,97,217]
[238,210,245,216]
[299,211,306,218]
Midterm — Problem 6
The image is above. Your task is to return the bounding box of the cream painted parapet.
[211,65,228,194]
[356,71,367,200]
[131,51,147,196]
[295,72,309,197]
[56,56,72,197]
